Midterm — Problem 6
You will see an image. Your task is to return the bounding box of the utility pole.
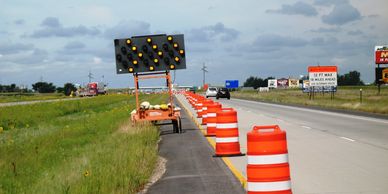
[88,70,94,83]
[201,63,208,87]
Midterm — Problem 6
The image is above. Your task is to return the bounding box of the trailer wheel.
[172,119,179,133]
[177,117,182,133]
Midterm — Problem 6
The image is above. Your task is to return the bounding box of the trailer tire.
[172,119,178,133]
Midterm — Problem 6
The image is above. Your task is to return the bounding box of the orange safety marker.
[197,99,212,118]
[215,108,243,156]
[201,100,214,125]
[206,103,222,136]
[247,125,292,194]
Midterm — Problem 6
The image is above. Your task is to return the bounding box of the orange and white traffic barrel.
[206,103,222,136]
[247,125,292,194]
[215,108,242,156]
[201,100,214,125]
[198,99,212,118]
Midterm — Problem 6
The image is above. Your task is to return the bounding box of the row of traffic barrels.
[183,91,292,194]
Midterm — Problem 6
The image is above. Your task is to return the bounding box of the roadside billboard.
[225,80,239,89]
[375,67,388,84]
[268,79,277,88]
[308,66,338,87]
[288,79,299,88]
[302,80,336,93]
[375,46,388,64]
[277,78,289,88]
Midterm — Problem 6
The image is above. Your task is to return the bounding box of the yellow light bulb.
[154,59,159,63]
[158,51,163,56]
[147,38,152,43]
[133,60,138,65]
[149,66,154,71]
[129,67,134,72]
[174,57,180,62]
[173,43,178,48]
[126,39,131,44]
[131,46,137,51]
[179,49,184,54]
[138,52,143,57]
[152,45,157,49]
[167,36,173,41]
[170,64,175,69]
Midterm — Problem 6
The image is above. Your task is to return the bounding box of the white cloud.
[93,57,102,64]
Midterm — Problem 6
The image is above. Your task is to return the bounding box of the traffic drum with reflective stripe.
[198,99,212,118]
[206,103,222,136]
[215,108,242,156]
[247,125,292,194]
[201,100,214,125]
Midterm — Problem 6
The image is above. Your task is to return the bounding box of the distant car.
[205,87,218,98]
[216,87,230,99]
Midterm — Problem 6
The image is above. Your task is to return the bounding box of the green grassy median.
[0,94,166,193]
[231,86,388,115]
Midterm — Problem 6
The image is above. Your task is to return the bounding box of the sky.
[0,0,387,88]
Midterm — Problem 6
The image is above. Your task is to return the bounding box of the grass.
[0,93,68,103]
[231,86,388,115]
[0,94,168,194]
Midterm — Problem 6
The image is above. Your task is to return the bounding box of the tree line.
[243,70,365,89]
[0,82,77,96]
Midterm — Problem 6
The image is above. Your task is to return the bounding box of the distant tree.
[63,83,76,96]
[56,87,64,93]
[0,84,24,92]
[338,71,364,86]
[244,76,273,89]
[32,82,56,93]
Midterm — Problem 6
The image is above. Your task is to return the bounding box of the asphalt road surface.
[177,94,388,194]
[147,100,245,194]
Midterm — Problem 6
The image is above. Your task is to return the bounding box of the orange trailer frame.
[131,71,182,133]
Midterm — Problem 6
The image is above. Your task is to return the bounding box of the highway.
[177,95,388,194]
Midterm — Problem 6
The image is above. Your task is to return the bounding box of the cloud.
[0,42,34,54]
[41,17,61,28]
[347,30,363,36]
[249,34,308,52]
[14,19,25,25]
[30,17,100,38]
[93,57,102,64]
[187,22,239,42]
[314,0,348,6]
[266,1,318,17]
[104,20,151,39]
[3,48,49,65]
[310,27,342,33]
[64,41,85,49]
[321,2,362,25]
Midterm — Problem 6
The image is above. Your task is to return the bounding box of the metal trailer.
[130,71,182,133]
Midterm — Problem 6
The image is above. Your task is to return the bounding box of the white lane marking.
[301,125,311,129]
[277,119,284,122]
[232,98,388,124]
[340,137,355,142]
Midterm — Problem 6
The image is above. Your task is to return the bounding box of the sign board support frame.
[131,71,182,133]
